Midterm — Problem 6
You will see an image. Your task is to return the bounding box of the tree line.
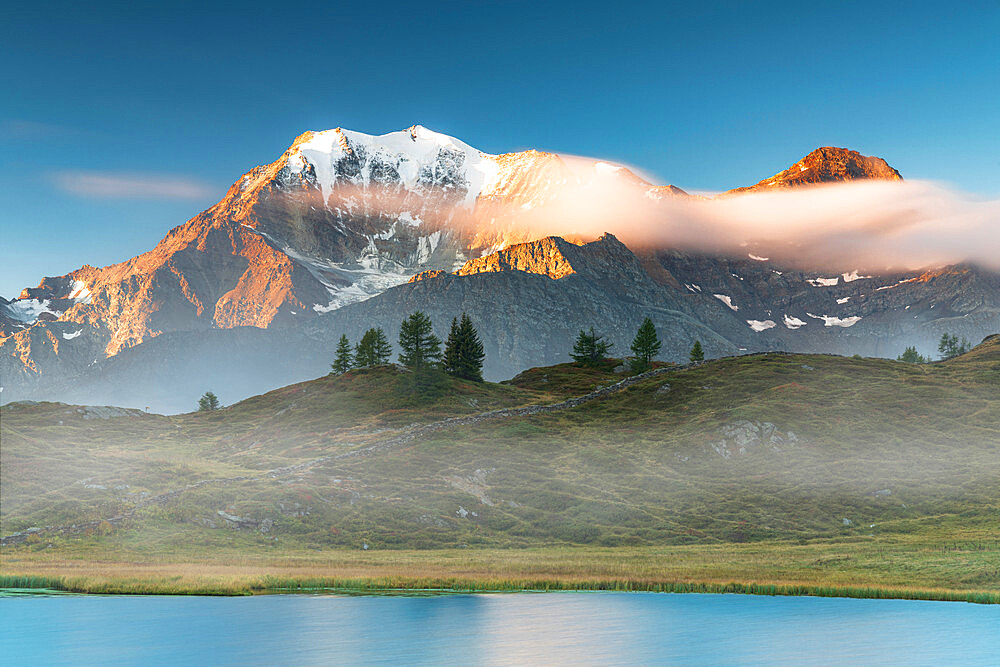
[897,332,972,364]
[330,311,486,381]
[332,314,700,381]
[570,317,704,370]
[199,318,979,410]
[200,315,705,410]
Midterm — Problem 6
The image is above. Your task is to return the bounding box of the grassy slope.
[2,337,999,597]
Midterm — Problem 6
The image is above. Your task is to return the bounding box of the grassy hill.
[2,337,999,598]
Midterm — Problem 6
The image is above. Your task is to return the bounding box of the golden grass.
[4,535,998,602]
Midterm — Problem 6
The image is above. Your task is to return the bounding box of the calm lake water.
[2,591,999,665]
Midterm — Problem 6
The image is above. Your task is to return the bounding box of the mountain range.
[2,126,997,412]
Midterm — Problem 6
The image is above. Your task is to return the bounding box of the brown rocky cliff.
[457,236,578,280]
[724,147,902,195]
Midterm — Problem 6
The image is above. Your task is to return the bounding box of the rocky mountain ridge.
[7,232,996,413]
[724,146,903,195]
[2,128,996,409]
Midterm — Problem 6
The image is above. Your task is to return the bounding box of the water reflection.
[2,592,998,665]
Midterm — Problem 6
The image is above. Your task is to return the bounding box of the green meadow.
[3,336,999,599]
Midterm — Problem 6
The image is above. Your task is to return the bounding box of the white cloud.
[1,119,77,139]
[488,167,1000,272]
[52,171,215,200]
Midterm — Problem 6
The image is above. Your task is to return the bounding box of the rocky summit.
[1,128,997,411]
[723,146,903,195]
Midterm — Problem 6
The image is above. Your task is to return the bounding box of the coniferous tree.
[398,312,442,369]
[444,317,461,374]
[198,391,221,412]
[629,317,662,372]
[938,333,955,359]
[444,313,486,381]
[355,327,392,367]
[330,334,354,375]
[938,333,970,360]
[689,340,705,363]
[570,327,612,367]
[897,346,927,364]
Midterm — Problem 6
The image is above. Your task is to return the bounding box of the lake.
[2,591,998,665]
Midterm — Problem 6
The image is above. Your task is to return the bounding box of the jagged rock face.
[724,146,902,195]
[410,235,580,282]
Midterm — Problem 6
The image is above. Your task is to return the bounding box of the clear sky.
[2,1,998,297]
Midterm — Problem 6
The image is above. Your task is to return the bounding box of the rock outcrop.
[724,146,902,195]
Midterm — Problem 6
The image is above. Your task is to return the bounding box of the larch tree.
[689,340,705,363]
[629,317,661,372]
[897,346,927,364]
[570,327,612,367]
[443,313,486,381]
[398,312,442,369]
[198,391,221,412]
[938,333,970,360]
[330,334,354,374]
[355,327,392,367]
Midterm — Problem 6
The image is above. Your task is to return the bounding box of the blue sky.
[2,1,998,297]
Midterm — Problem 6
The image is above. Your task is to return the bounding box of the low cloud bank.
[507,160,1000,272]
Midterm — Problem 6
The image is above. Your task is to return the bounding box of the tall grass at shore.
[3,571,998,604]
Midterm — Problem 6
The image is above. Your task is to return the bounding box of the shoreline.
[2,573,997,604]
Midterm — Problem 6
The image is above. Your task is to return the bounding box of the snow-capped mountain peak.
[287,125,500,206]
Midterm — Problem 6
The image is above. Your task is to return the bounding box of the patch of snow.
[836,296,851,304]
[594,161,624,174]
[68,280,93,303]
[808,277,840,287]
[415,231,442,264]
[397,211,422,227]
[5,298,60,323]
[714,294,738,311]
[747,319,777,332]
[480,242,507,257]
[841,270,871,283]
[62,329,83,340]
[876,277,918,291]
[748,253,769,261]
[783,315,807,329]
[772,270,783,276]
[807,312,862,327]
[731,273,744,280]
[286,152,304,173]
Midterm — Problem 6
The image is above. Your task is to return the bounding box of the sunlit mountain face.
[2,126,997,411]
